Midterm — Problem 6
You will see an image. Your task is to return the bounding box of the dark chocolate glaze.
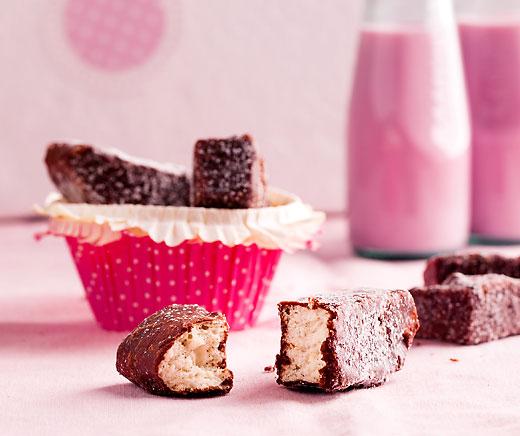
[411,273,520,345]
[45,143,190,205]
[116,304,233,397]
[191,134,267,209]
[424,253,520,285]
[275,290,419,393]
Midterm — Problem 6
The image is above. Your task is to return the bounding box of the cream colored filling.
[281,306,330,384]
[158,322,229,392]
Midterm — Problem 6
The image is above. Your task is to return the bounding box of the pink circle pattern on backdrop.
[64,0,165,71]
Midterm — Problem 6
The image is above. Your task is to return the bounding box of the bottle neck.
[456,0,520,23]
[364,0,455,27]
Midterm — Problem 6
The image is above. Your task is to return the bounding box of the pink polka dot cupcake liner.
[65,234,281,331]
[38,190,325,331]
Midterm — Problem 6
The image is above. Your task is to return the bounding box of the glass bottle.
[348,0,470,259]
[457,0,520,243]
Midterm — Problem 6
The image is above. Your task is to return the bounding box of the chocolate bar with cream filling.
[275,289,419,392]
[116,304,233,397]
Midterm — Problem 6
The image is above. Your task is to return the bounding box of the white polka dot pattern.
[65,235,282,331]
[64,0,165,71]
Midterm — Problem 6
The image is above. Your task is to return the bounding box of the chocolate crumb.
[264,365,275,373]
[450,358,459,362]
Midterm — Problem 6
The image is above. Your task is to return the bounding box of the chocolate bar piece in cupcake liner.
[45,142,190,206]
[192,134,267,209]
[411,273,520,345]
[276,289,419,392]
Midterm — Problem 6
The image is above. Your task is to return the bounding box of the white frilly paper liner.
[36,189,326,253]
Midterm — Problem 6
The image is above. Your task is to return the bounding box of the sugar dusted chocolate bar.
[411,273,520,345]
[45,142,190,206]
[275,290,419,392]
[116,304,233,397]
[424,253,520,285]
[192,134,267,208]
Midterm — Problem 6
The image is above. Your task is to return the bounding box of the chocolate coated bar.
[410,273,520,345]
[192,134,267,208]
[411,273,520,345]
[424,253,520,285]
[116,304,233,397]
[45,143,190,205]
[276,290,419,392]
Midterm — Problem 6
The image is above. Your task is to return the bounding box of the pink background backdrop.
[1,0,363,215]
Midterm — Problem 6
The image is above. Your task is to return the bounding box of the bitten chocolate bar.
[424,253,520,285]
[116,304,233,397]
[192,134,267,208]
[275,290,419,392]
[411,273,520,345]
[45,142,190,206]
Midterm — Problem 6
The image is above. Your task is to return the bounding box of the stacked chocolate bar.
[411,253,520,345]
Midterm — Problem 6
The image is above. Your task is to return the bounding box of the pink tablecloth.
[1,220,519,436]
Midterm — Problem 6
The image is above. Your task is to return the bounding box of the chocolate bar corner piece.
[424,253,520,285]
[116,304,233,397]
[411,273,520,345]
[275,289,419,393]
[45,142,190,206]
[192,134,267,209]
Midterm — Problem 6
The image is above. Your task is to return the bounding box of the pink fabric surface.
[1,220,520,436]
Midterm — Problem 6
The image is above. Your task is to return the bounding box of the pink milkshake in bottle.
[348,0,470,258]
[458,1,520,242]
